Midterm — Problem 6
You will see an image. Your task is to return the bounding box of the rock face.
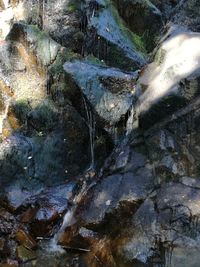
[1,0,200,267]
[113,0,163,51]
[82,169,154,228]
[83,0,147,70]
[64,61,138,128]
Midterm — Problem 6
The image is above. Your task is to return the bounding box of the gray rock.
[84,0,147,70]
[113,0,163,51]
[173,0,200,32]
[7,22,60,67]
[82,170,154,227]
[64,61,137,128]
[119,199,158,263]
[15,0,81,50]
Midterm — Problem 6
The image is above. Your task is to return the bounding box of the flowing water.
[83,96,96,170]
[49,180,95,253]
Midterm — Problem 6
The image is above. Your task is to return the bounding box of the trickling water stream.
[83,96,96,170]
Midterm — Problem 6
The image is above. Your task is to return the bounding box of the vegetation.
[13,100,31,124]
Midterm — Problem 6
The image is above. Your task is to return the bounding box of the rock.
[20,208,38,224]
[83,0,147,70]
[0,7,14,40]
[58,225,99,251]
[180,176,200,188]
[15,230,37,250]
[137,25,200,129]
[115,180,200,265]
[173,0,200,32]
[144,99,200,180]
[7,22,60,67]
[64,61,137,129]
[82,170,154,228]
[28,183,75,238]
[0,209,17,235]
[145,129,187,183]
[118,199,158,264]
[0,105,90,208]
[157,181,200,216]
[151,0,179,19]
[105,144,148,174]
[0,238,9,258]
[113,0,163,51]
[16,245,36,263]
[21,0,81,50]
[169,245,200,267]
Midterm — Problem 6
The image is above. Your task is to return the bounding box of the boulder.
[82,170,154,229]
[64,60,138,129]
[83,0,147,70]
[113,0,163,51]
[172,0,200,32]
[116,179,200,265]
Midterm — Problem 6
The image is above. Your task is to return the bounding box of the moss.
[67,0,81,12]
[13,100,32,124]
[49,48,80,76]
[85,55,107,66]
[33,101,58,131]
[108,45,136,70]
[27,25,47,40]
[110,4,147,55]
[131,33,147,54]
[0,92,5,112]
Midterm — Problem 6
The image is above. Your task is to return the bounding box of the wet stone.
[16,245,36,263]
[0,238,9,258]
[15,230,37,250]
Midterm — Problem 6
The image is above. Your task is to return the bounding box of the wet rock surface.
[113,0,163,51]
[1,0,200,267]
[64,61,138,128]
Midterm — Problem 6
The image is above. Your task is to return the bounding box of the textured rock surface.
[113,0,163,51]
[1,0,200,266]
[64,61,138,127]
[83,0,147,70]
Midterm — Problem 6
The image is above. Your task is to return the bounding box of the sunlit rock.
[0,7,14,40]
[64,60,138,129]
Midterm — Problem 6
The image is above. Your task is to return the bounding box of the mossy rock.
[112,0,163,52]
[12,100,32,125]
[28,100,59,132]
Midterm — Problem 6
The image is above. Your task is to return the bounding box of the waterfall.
[50,181,95,253]
[83,96,95,170]
[48,208,75,253]
[126,104,138,136]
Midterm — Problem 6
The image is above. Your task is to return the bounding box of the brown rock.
[16,245,36,263]
[20,208,38,223]
[15,230,37,250]
[58,225,78,247]
[0,238,9,258]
